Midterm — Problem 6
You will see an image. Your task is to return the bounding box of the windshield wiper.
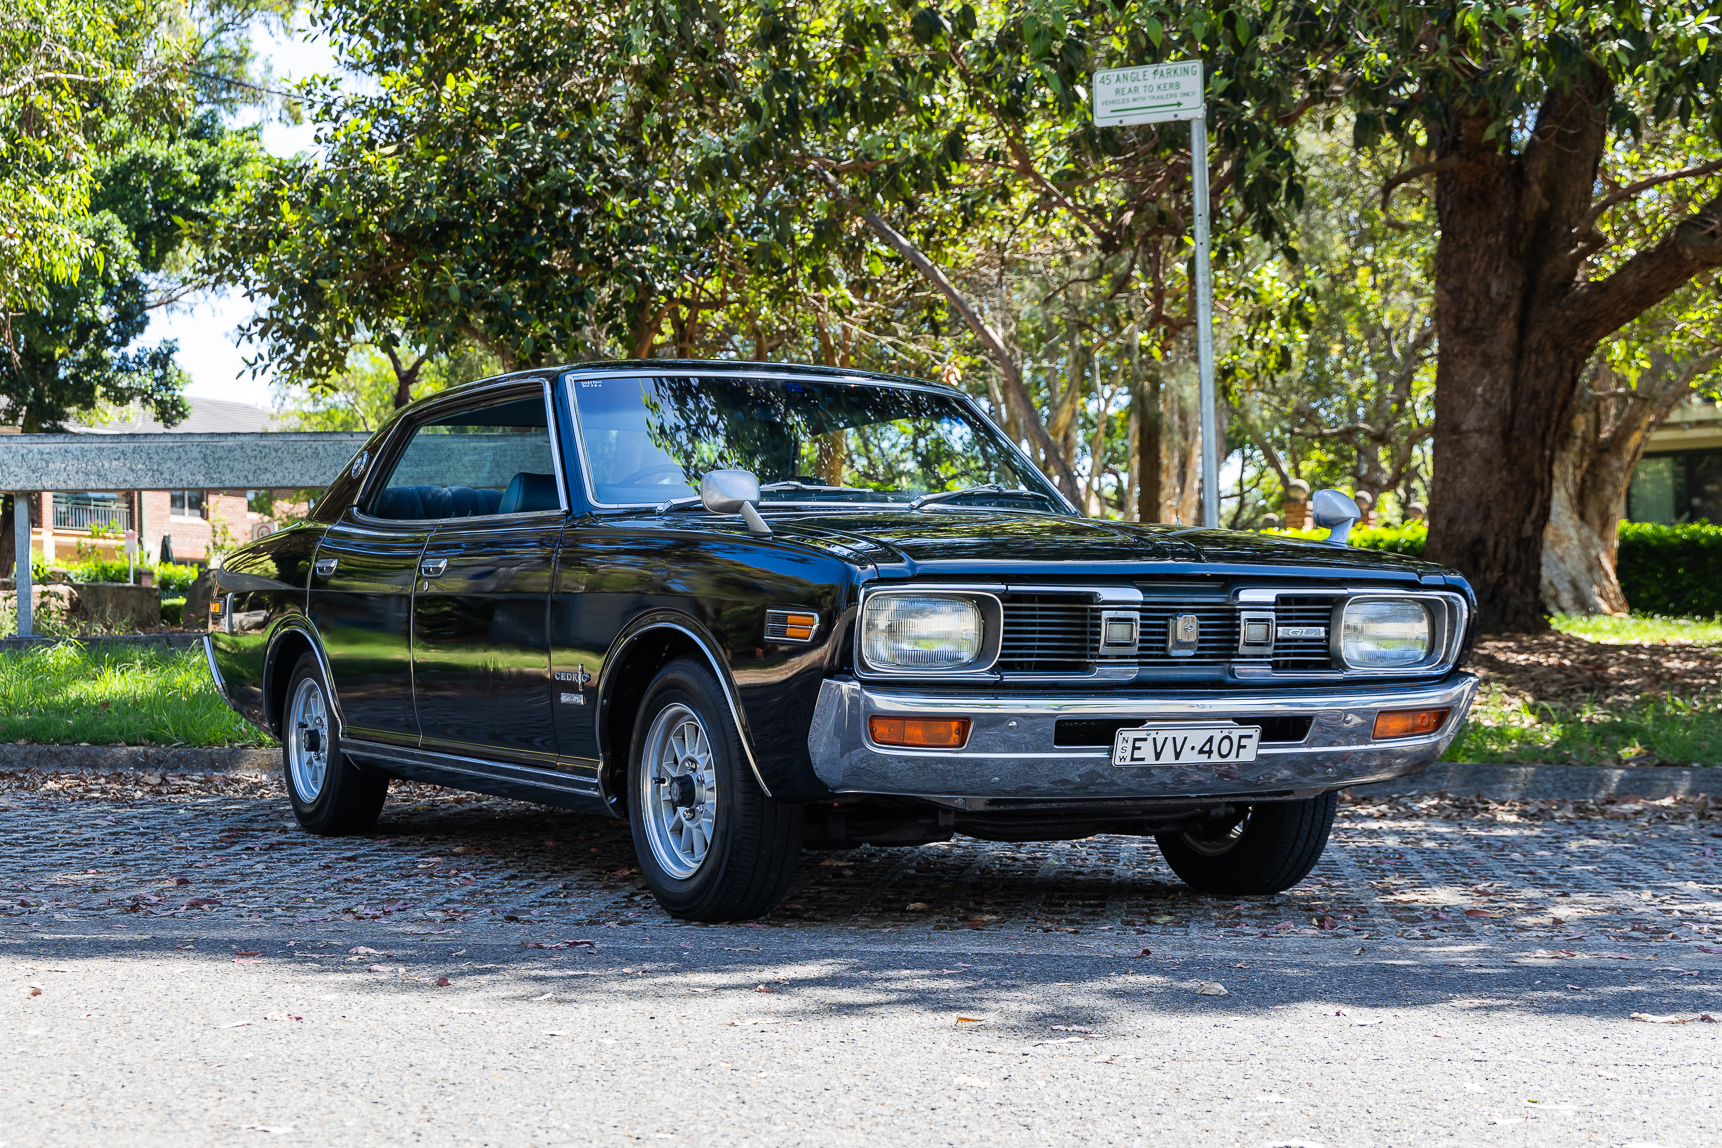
[758,480,846,493]
[910,483,1035,510]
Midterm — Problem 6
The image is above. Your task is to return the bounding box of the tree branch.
[1565,188,1722,349]
[808,164,1083,499]
[1573,158,1722,239]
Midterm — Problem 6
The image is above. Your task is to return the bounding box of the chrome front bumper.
[806,673,1479,808]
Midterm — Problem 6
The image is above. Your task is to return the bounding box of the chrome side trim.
[806,673,1478,803]
[342,739,604,806]
[595,615,772,798]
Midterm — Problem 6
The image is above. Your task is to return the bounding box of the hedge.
[1271,520,1722,617]
[1615,522,1722,618]
[28,554,204,595]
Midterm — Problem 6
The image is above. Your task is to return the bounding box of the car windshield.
[567,373,1065,511]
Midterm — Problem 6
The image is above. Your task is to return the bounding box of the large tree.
[1310,2,1722,630]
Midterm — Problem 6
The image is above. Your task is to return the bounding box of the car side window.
[368,392,562,521]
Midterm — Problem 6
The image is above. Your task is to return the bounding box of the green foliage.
[1446,685,1722,767]
[25,553,201,594]
[0,642,264,746]
[1268,522,1428,555]
[1616,522,1722,618]
[1,0,281,429]
[1551,611,1722,646]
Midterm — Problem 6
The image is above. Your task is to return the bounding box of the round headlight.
[1340,598,1431,668]
[862,595,983,670]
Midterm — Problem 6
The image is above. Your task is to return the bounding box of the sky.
[143,20,338,411]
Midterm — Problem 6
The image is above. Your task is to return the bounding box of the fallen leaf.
[1630,1012,1714,1024]
[434,977,452,987]
[1133,947,1153,958]
[905,903,931,912]
[27,984,42,997]
[1464,909,1501,919]
[1194,982,1228,997]
[955,1016,985,1024]
[754,984,776,993]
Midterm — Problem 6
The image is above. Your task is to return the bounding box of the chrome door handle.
[420,558,448,578]
[314,557,338,577]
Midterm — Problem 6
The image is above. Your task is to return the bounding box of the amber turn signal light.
[780,613,817,641]
[1372,708,1450,740]
[868,716,972,749]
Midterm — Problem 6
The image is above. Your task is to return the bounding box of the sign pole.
[13,494,32,638]
[1091,58,1218,528]
[1191,114,1218,528]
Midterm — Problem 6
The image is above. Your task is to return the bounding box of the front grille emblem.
[1237,609,1276,658]
[1167,613,1200,657]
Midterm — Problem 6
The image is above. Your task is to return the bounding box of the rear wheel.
[1155,793,1338,895]
[283,653,387,835]
[628,658,801,921]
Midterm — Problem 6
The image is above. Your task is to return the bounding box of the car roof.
[423,359,952,409]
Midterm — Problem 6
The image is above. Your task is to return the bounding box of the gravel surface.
[4,773,1721,1146]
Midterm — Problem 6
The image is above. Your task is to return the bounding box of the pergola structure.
[2,431,368,636]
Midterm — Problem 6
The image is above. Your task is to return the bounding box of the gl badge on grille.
[1167,613,1200,657]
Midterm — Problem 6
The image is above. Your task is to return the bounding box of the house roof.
[70,397,285,435]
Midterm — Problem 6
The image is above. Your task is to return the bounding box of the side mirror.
[1311,488,1362,546]
[699,470,772,538]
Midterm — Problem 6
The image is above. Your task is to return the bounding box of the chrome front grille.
[1272,597,1336,670]
[997,594,1091,673]
[995,593,1337,677]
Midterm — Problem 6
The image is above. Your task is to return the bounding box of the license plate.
[1112,724,1261,767]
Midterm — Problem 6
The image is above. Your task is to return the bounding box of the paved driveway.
[3,771,1719,1146]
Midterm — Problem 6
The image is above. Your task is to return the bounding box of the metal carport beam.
[4,432,369,637]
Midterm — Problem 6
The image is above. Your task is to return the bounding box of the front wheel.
[1155,793,1338,895]
[282,653,387,835]
[628,659,802,921]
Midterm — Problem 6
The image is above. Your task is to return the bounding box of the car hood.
[763,508,1443,582]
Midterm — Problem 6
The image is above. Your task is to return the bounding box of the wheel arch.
[263,621,343,740]
[596,612,770,813]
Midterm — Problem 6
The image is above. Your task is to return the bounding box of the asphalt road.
[3,772,1720,1147]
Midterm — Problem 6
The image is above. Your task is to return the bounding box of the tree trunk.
[1422,79,1722,631]
[1541,356,1708,614]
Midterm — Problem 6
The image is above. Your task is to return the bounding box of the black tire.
[627,658,802,921]
[1155,793,1338,895]
[281,652,387,835]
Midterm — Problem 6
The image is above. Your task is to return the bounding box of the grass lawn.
[0,642,267,747]
[1445,613,1722,767]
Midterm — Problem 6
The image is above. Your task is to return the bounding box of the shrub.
[1616,522,1722,618]
[1267,522,1428,555]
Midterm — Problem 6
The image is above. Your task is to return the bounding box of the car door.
[409,383,566,768]
[307,481,432,745]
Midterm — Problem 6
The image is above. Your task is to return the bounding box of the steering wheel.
[617,464,689,485]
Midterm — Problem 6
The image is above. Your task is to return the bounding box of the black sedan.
[207,362,1477,920]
